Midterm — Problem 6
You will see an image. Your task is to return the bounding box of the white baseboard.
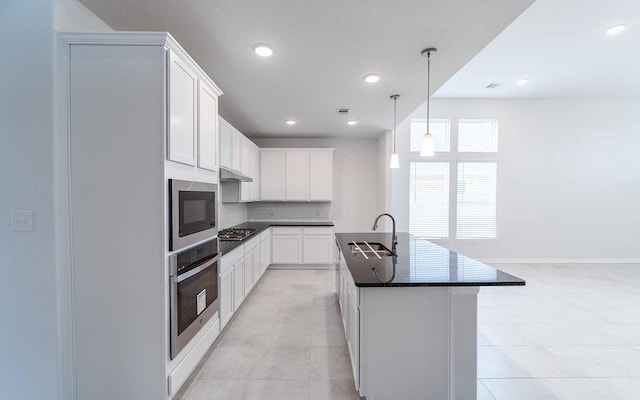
[479,259,640,264]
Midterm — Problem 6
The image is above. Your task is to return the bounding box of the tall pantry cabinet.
[58,32,222,399]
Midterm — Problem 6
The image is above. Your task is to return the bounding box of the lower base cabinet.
[271,226,333,266]
[219,267,234,328]
[219,228,272,331]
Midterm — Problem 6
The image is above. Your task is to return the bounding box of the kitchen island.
[335,232,525,400]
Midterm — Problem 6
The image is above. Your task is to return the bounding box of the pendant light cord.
[426,50,431,133]
[393,96,397,153]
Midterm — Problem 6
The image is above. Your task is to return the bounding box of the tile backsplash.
[249,202,331,221]
[219,202,248,229]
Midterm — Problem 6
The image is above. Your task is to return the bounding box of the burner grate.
[218,228,257,241]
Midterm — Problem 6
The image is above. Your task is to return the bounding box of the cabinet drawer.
[272,226,303,235]
[303,226,333,235]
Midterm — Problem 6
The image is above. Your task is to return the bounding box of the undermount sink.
[348,241,394,258]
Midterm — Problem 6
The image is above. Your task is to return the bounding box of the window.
[458,119,498,152]
[409,162,449,238]
[409,119,450,152]
[409,119,498,240]
[456,162,497,238]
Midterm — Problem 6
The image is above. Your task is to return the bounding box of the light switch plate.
[11,210,33,232]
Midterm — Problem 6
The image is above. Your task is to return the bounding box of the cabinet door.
[251,147,261,201]
[260,151,286,200]
[348,292,360,388]
[285,151,309,200]
[233,260,244,310]
[219,268,234,329]
[231,133,242,172]
[309,151,332,200]
[219,120,232,169]
[260,238,268,274]
[303,235,333,264]
[244,251,254,294]
[168,51,197,165]
[271,235,303,264]
[197,81,218,171]
[253,246,262,284]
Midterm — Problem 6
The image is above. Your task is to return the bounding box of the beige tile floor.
[179,269,359,400]
[478,262,640,400]
[179,263,640,400]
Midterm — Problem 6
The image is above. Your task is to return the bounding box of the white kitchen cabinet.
[237,141,260,202]
[231,132,242,172]
[272,227,303,264]
[271,226,333,266]
[219,119,232,170]
[197,81,218,171]
[251,146,261,201]
[243,248,254,295]
[252,244,262,285]
[241,140,252,176]
[260,150,286,200]
[168,51,198,166]
[309,151,332,200]
[60,32,223,399]
[260,149,333,202]
[233,260,244,310]
[219,117,243,173]
[303,235,333,264]
[219,266,234,329]
[285,151,309,200]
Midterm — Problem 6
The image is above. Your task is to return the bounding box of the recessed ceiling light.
[517,79,529,86]
[347,120,357,126]
[285,120,296,125]
[363,74,381,83]
[252,43,274,57]
[606,24,627,35]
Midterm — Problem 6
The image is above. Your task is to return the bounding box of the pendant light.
[420,47,437,157]
[389,94,400,169]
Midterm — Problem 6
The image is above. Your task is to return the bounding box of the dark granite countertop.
[335,232,525,287]
[219,221,334,255]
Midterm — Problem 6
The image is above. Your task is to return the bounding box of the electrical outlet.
[316,209,320,216]
[11,210,33,232]
[270,210,274,217]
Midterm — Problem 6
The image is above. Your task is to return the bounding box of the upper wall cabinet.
[218,117,243,173]
[167,50,222,170]
[260,149,333,202]
[167,52,197,165]
[220,118,261,203]
[197,82,219,171]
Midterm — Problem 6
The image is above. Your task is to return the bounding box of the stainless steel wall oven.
[169,239,220,359]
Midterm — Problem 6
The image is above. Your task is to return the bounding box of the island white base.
[357,286,479,400]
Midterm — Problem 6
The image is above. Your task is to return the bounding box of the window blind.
[409,162,449,238]
[456,162,497,238]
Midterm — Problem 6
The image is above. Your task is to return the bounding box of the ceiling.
[78,0,534,138]
[436,0,640,98]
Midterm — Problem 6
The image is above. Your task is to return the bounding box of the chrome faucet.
[371,213,397,254]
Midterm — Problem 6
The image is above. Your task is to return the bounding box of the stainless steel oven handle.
[171,253,221,283]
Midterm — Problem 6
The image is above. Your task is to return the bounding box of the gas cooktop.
[218,228,256,241]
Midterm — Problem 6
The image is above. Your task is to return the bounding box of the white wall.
[389,98,640,262]
[0,1,58,399]
[251,138,379,232]
[0,1,111,399]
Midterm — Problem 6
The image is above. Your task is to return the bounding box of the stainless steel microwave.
[169,179,218,251]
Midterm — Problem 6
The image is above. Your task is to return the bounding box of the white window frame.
[409,118,499,244]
